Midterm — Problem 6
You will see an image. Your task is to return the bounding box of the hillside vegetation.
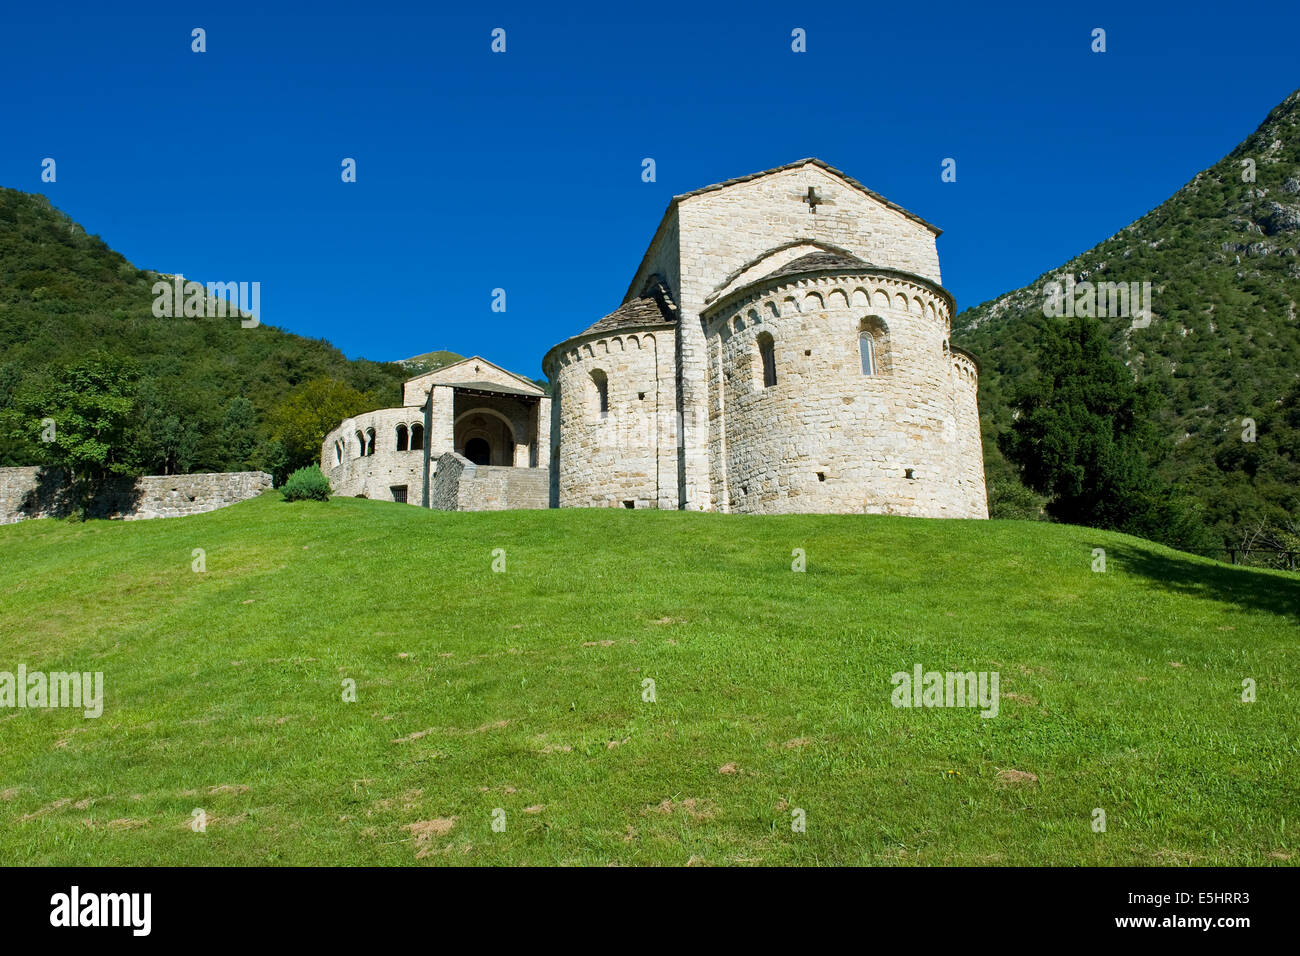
[0,498,1294,865]
[0,188,409,478]
[954,89,1300,550]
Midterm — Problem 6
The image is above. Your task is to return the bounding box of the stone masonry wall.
[431,452,548,511]
[628,161,944,512]
[321,406,429,502]
[703,270,987,518]
[550,327,677,508]
[0,468,272,524]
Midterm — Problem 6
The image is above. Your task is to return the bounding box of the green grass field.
[0,493,1295,866]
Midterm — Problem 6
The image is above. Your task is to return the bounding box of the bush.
[987,477,1048,521]
[280,465,331,502]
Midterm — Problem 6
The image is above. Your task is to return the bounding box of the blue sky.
[2,1,1297,380]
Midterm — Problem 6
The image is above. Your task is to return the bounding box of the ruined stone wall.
[549,327,676,509]
[0,467,272,523]
[703,270,987,518]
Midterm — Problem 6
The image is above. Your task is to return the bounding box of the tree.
[1001,316,1209,549]
[3,353,141,516]
[268,378,373,474]
[218,397,259,471]
[129,378,200,475]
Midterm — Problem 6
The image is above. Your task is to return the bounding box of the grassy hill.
[0,498,1294,866]
[953,88,1300,546]
[397,350,465,376]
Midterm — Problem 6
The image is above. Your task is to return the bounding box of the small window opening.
[757,332,776,388]
[622,500,635,509]
[817,472,826,482]
[905,468,915,480]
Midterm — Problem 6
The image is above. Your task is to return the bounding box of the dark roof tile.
[760,251,873,281]
[578,277,677,337]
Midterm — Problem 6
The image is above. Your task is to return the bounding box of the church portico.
[450,389,538,468]
[320,356,550,506]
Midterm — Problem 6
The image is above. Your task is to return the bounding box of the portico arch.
[454,407,518,466]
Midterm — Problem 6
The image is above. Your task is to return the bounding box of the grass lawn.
[0,492,1295,866]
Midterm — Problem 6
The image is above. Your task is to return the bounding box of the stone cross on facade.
[802,186,822,213]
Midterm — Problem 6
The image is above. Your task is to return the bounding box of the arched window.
[334,439,343,466]
[859,316,889,375]
[364,428,376,456]
[410,422,424,453]
[395,424,409,452]
[859,332,876,375]
[590,369,609,418]
[757,332,776,388]
[355,431,365,458]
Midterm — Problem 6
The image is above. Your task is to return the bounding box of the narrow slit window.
[757,332,776,388]
[860,332,876,375]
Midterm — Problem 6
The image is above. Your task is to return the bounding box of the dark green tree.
[218,397,259,471]
[3,353,141,515]
[129,379,201,475]
[1001,316,1209,549]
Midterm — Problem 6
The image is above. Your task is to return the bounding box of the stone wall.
[548,327,677,509]
[0,468,272,524]
[702,268,988,518]
[619,160,945,512]
[321,406,429,503]
[431,452,548,511]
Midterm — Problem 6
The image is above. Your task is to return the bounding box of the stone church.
[321,159,988,518]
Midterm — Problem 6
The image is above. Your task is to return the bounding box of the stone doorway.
[465,437,491,466]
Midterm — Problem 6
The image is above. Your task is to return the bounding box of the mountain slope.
[954,89,1300,546]
[0,188,409,473]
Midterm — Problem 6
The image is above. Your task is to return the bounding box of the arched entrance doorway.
[465,437,491,466]
[454,407,518,467]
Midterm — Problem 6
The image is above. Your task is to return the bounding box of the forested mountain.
[0,188,409,479]
[954,89,1300,550]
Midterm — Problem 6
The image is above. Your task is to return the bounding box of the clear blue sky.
[3,0,1296,380]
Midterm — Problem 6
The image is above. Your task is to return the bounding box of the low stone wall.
[430,452,548,511]
[0,467,272,524]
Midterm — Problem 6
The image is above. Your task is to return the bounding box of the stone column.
[536,397,551,471]
[429,386,455,456]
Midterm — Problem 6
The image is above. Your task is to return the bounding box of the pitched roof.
[404,355,542,395]
[441,380,541,398]
[577,276,678,338]
[760,250,873,282]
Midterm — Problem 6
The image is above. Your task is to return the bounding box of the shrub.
[280,464,331,502]
[987,477,1047,520]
